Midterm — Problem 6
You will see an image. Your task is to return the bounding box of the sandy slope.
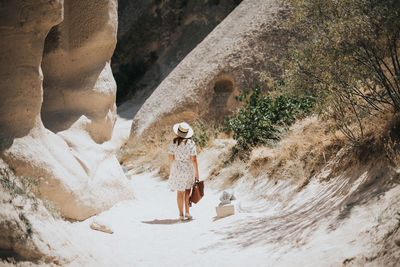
[4,112,398,266]
[56,148,399,266]
[63,170,266,266]
[53,113,400,266]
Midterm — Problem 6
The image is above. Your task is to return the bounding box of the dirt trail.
[67,171,272,266]
[58,144,400,267]
[23,110,394,266]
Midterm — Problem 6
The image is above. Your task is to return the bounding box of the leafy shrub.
[192,121,210,148]
[192,120,220,149]
[0,168,39,202]
[224,84,315,152]
[285,0,400,142]
[18,213,33,238]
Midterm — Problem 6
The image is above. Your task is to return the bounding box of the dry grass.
[118,124,171,179]
[244,112,400,190]
[118,120,221,179]
[120,112,400,191]
[207,159,247,189]
[248,115,344,186]
[206,115,345,189]
[350,112,400,167]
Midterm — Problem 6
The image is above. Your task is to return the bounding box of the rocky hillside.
[129,0,289,137]
[1,0,399,265]
[0,0,133,221]
[112,0,242,105]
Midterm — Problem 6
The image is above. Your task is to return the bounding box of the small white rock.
[90,221,114,234]
[216,205,235,218]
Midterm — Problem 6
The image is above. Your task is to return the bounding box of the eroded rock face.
[113,0,242,107]
[0,0,133,221]
[0,0,63,140]
[42,0,118,144]
[130,0,289,137]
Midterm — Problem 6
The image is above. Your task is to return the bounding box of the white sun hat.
[173,122,194,138]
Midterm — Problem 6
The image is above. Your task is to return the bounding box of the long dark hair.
[173,136,191,146]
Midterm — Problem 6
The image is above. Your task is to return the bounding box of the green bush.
[224,84,315,152]
[192,120,220,148]
[285,0,400,142]
[0,168,39,201]
[192,121,210,148]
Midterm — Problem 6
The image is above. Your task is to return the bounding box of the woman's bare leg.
[185,189,191,214]
[177,191,184,216]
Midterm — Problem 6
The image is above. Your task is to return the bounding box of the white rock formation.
[90,220,114,234]
[0,0,134,221]
[41,0,119,144]
[130,0,289,137]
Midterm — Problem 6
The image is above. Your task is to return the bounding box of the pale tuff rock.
[41,0,119,144]
[215,205,235,218]
[218,190,236,206]
[130,0,289,137]
[0,0,133,221]
[113,0,241,105]
[0,160,74,263]
[90,220,114,234]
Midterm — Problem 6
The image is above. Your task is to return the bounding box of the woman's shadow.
[141,218,192,225]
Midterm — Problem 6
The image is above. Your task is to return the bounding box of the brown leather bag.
[189,180,204,206]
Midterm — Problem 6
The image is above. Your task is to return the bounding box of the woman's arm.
[190,155,199,181]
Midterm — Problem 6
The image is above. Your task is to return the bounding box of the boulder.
[216,205,235,218]
[0,0,134,221]
[90,220,114,234]
[130,0,289,137]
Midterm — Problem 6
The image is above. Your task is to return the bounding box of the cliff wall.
[130,0,289,137]
[113,0,242,108]
[0,0,134,221]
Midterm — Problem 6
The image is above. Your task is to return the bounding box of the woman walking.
[168,122,199,220]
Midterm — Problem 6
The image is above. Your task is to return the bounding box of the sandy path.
[62,155,400,267]
[59,111,399,266]
[68,171,271,267]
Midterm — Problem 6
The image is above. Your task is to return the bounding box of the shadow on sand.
[141,218,192,225]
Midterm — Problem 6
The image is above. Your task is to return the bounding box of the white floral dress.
[168,139,197,191]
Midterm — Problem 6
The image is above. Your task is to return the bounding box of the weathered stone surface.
[0,187,50,262]
[42,0,119,144]
[215,205,235,218]
[0,161,95,264]
[90,220,114,234]
[113,0,242,106]
[0,0,63,140]
[0,0,134,221]
[130,0,289,137]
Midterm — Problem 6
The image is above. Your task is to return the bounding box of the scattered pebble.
[90,221,114,234]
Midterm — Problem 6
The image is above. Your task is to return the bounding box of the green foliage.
[192,121,210,148]
[192,120,219,148]
[18,213,33,238]
[0,168,39,201]
[224,84,315,152]
[285,0,400,142]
